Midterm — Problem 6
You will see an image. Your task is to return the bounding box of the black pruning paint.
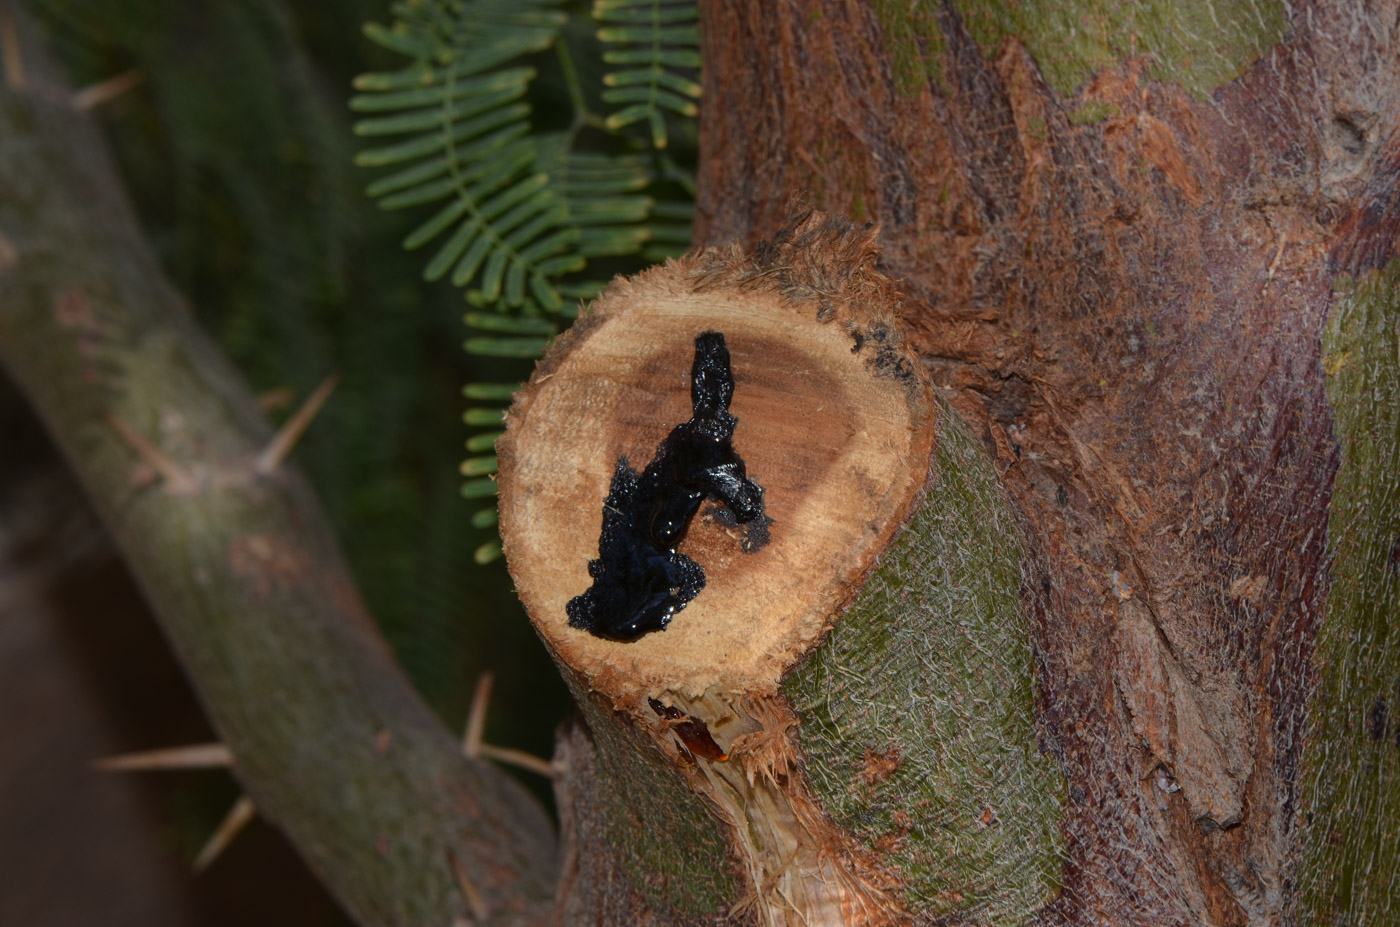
[566,332,766,642]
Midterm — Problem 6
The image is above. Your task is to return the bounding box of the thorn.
[193,794,256,873]
[94,742,234,771]
[255,385,296,413]
[71,67,144,110]
[0,8,24,92]
[256,372,340,475]
[104,412,199,493]
[462,672,493,757]
[447,850,490,922]
[460,673,552,776]
[475,744,554,778]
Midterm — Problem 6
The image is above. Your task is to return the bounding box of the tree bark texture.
[0,7,555,926]
[679,1,1399,925]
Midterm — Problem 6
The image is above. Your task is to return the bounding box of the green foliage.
[354,4,574,313]
[354,0,702,560]
[596,0,701,149]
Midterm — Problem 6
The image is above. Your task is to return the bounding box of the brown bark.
[689,1,1389,924]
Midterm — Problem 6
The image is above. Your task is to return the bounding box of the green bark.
[550,399,1065,923]
[1301,260,1400,923]
[784,398,1066,923]
[872,0,1287,99]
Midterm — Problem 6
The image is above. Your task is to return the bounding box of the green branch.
[0,7,555,925]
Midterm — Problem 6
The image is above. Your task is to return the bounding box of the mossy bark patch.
[1300,261,1400,922]
[872,0,1287,100]
[782,399,1066,922]
[869,0,946,97]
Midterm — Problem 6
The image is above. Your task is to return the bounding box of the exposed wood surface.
[5,0,1397,923]
[499,223,935,702]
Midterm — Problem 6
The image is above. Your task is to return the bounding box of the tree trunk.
[502,2,1400,925]
[4,1,1397,926]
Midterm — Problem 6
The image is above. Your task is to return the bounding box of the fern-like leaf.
[355,1,573,311]
[595,0,701,149]
[551,147,654,261]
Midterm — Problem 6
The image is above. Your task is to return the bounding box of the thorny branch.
[0,7,556,925]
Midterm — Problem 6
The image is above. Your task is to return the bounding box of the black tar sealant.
[566,332,766,642]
